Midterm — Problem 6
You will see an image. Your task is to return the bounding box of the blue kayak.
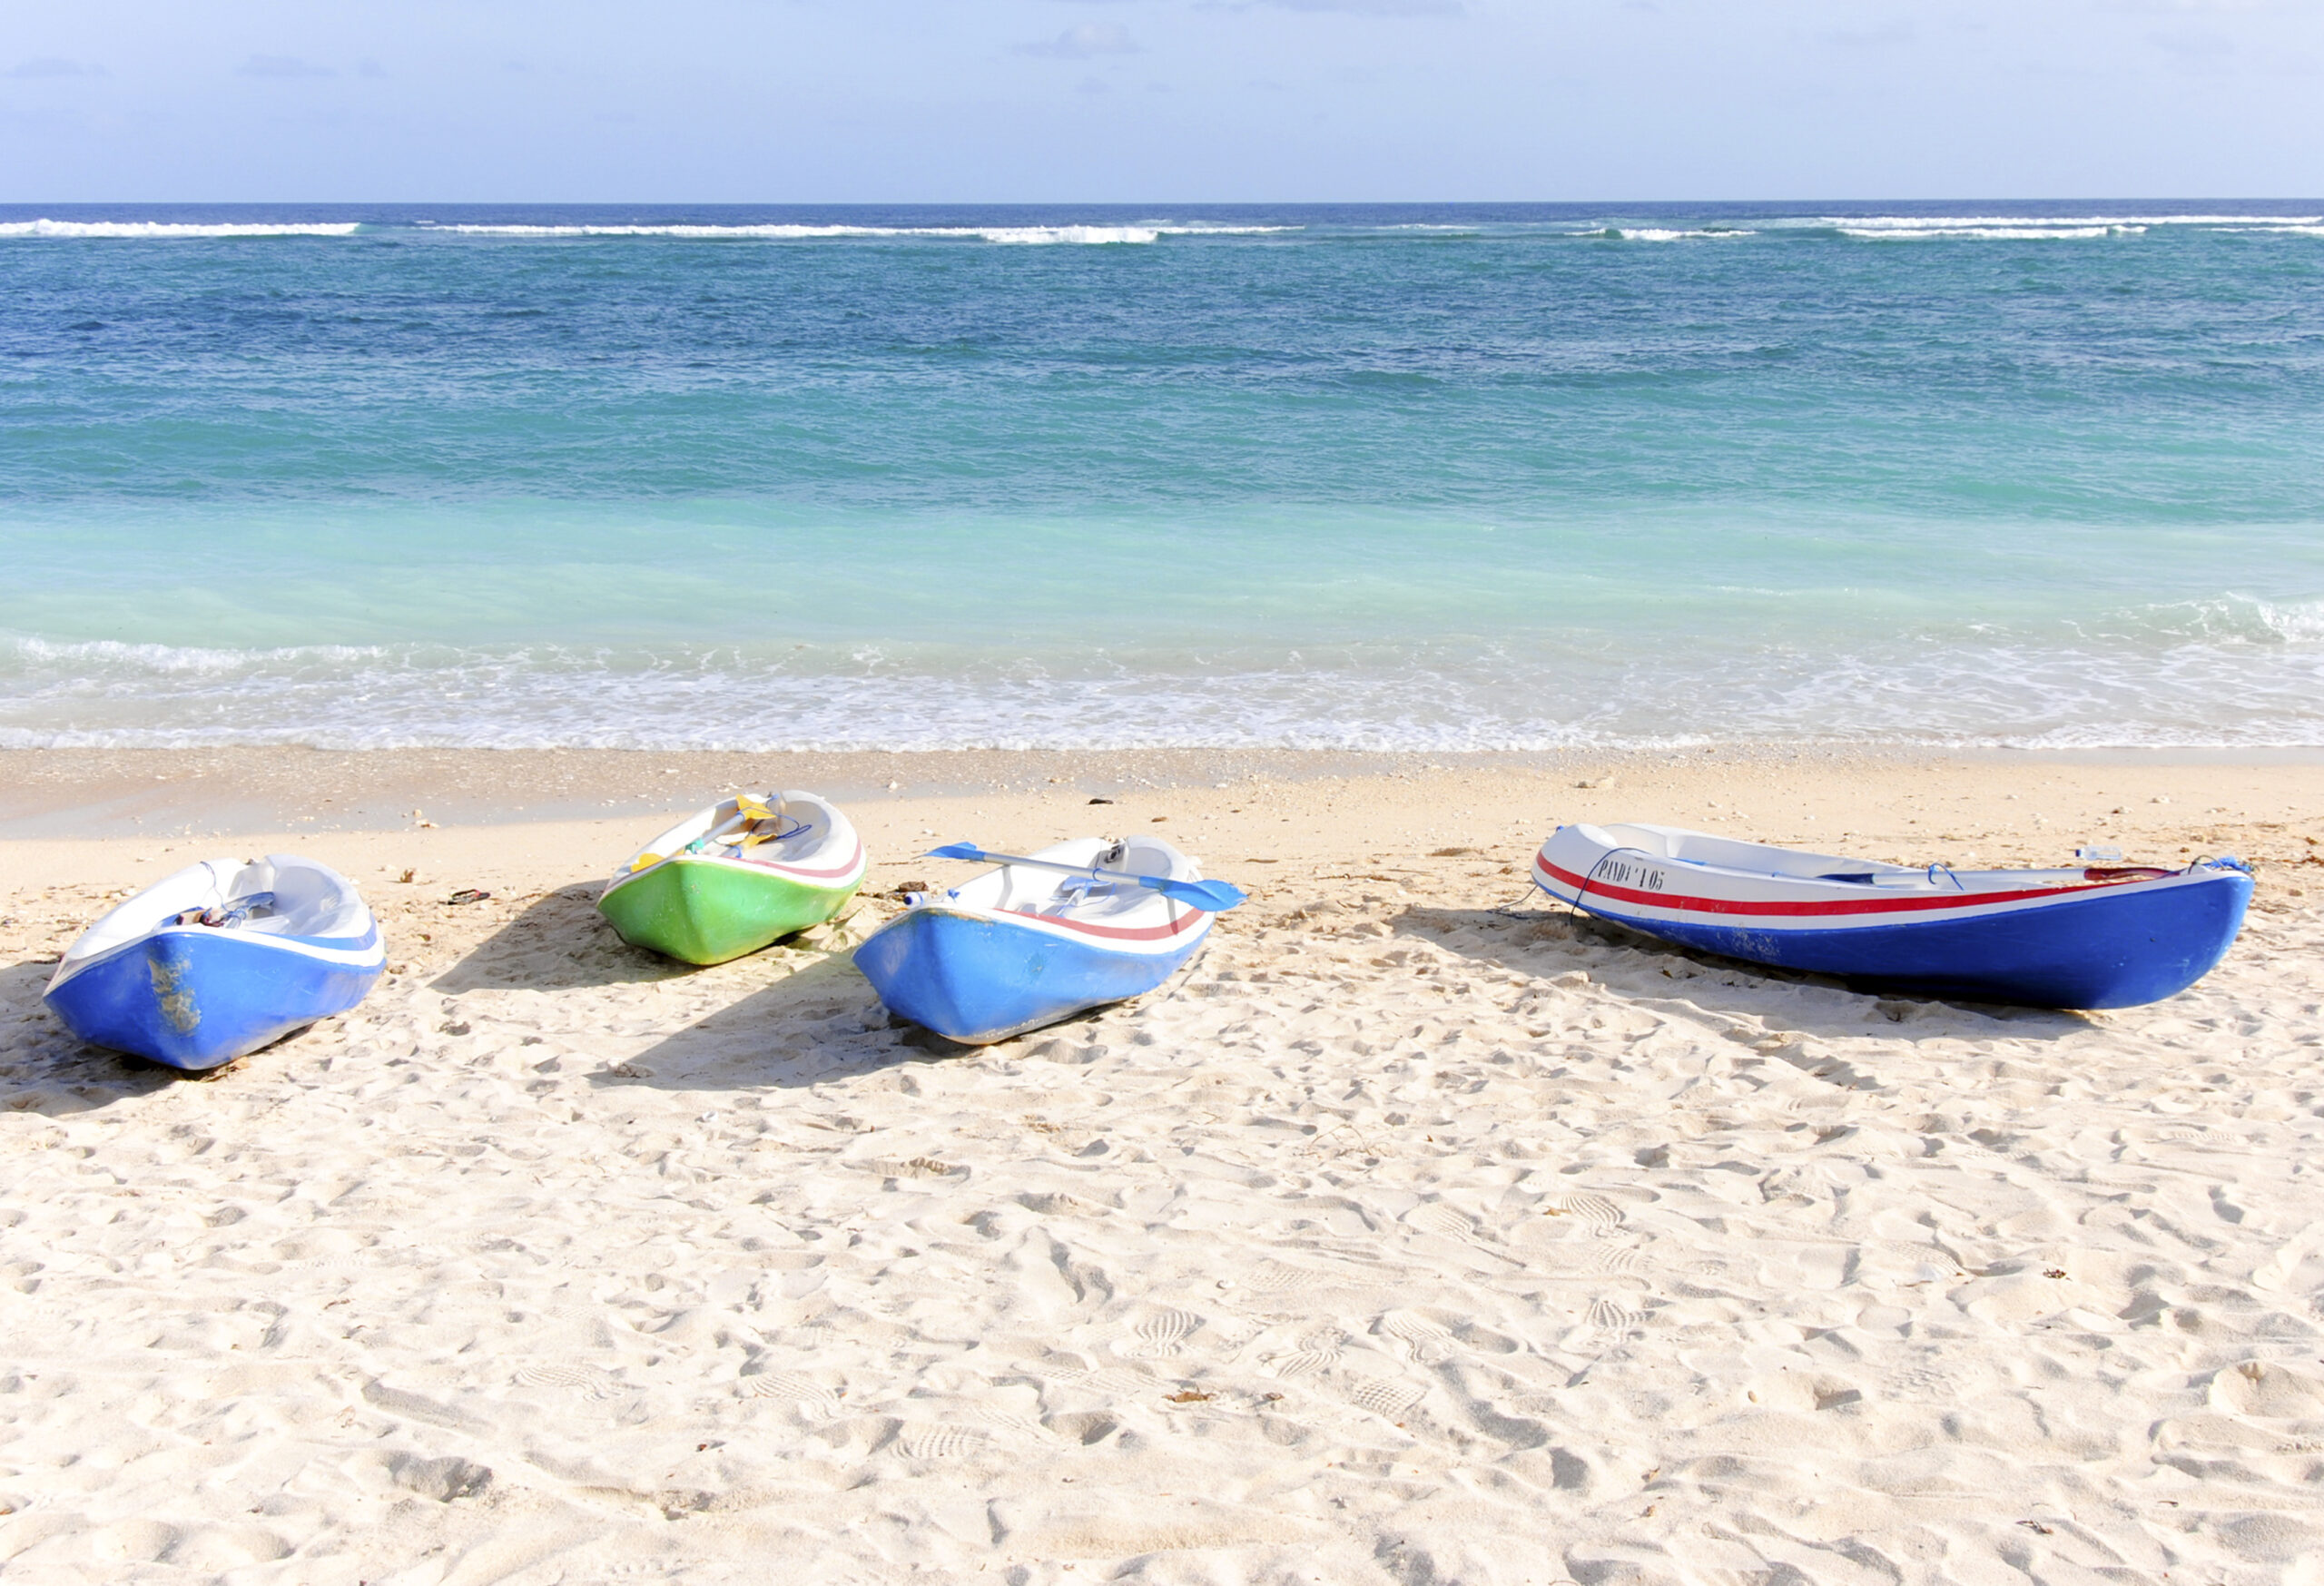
[856,836,1216,1043]
[1534,822,2252,1010]
[45,854,386,1071]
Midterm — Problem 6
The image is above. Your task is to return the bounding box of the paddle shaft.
[927,845,1244,911]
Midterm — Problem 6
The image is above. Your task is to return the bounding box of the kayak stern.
[854,905,1194,1045]
[45,928,382,1072]
[599,855,860,966]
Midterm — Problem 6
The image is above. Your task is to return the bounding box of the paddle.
[924,842,1246,913]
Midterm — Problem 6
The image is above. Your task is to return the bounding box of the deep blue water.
[3,201,2320,749]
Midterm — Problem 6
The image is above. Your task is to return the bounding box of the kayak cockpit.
[1573,823,2181,898]
[941,837,1187,921]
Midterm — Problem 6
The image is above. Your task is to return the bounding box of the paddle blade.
[1150,876,1247,912]
[923,842,989,862]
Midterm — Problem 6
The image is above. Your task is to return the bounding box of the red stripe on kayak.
[1000,905,1207,942]
[1533,855,2156,919]
[743,838,865,882]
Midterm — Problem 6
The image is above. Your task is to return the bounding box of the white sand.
[3,756,2322,1583]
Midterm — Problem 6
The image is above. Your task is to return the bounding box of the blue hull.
[1569,871,2251,1009]
[45,930,383,1071]
[854,908,1199,1043]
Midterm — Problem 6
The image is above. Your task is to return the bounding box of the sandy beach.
[4,747,2322,1583]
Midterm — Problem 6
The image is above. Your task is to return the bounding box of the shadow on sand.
[584,943,1131,1094]
[0,956,333,1111]
[1393,902,2093,1045]
[582,948,1009,1093]
[430,884,703,995]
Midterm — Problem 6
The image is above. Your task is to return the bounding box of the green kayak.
[598,790,868,965]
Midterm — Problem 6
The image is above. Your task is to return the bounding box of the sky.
[3,0,2319,201]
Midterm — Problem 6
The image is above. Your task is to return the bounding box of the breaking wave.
[416,222,1296,244]
[7,603,2321,751]
[1841,225,2132,241]
[5,211,2315,247]
[1798,213,2321,241]
[1814,212,2318,231]
[0,220,363,240]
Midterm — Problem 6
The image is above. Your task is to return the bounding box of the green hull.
[598,857,860,966]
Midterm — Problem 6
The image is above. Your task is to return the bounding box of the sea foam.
[418,222,1295,244]
[1840,225,2132,241]
[6,606,2320,753]
[1817,213,2319,231]
[0,220,364,240]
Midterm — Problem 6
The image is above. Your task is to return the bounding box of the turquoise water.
[3,202,2320,749]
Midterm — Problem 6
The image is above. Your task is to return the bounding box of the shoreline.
[5,744,2322,842]
[5,742,2314,1000]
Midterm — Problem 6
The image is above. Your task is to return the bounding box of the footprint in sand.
[1244,1258,1334,1295]
[1555,1192,1624,1230]
[1585,1296,1641,1336]
[1018,1351,1102,1385]
[1378,1310,1455,1364]
[1581,1242,1647,1276]
[967,1405,1048,1439]
[1271,1326,1345,1378]
[1113,1308,1203,1358]
[514,1364,617,1400]
[896,1424,987,1461]
[1041,1358,1165,1397]
[290,1253,374,1273]
[1405,1204,1479,1241]
[740,1370,841,1412]
[1349,1377,1428,1417]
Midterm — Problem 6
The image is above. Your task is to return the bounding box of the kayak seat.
[1046,873,1132,915]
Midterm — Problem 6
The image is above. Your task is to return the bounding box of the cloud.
[236,54,335,78]
[1016,24,1141,58]
[5,57,106,79]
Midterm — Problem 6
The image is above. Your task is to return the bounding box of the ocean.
[4,201,2320,753]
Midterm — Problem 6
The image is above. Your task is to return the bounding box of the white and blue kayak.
[1533,823,2251,1010]
[45,854,386,1071]
[855,836,1229,1044]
